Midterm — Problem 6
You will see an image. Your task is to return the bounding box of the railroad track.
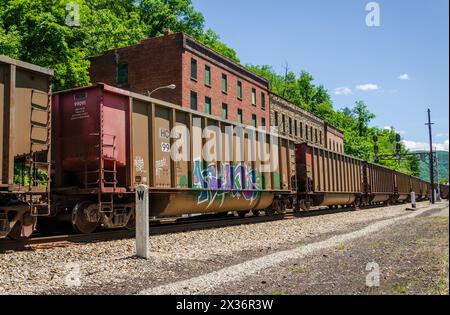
[0,212,296,252]
[0,202,420,252]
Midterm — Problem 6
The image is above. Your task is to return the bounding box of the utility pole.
[435,147,441,202]
[426,109,435,204]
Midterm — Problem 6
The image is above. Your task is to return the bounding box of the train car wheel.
[237,211,249,218]
[265,206,275,217]
[126,210,136,230]
[72,202,98,234]
[252,210,260,217]
[8,213,36,240]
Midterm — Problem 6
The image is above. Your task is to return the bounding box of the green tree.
[0,0,238,90]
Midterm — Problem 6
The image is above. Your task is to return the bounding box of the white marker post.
[136,184,149,259]
[411,192,416,209]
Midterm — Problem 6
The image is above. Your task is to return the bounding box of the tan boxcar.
[0,55,53,239]
[362,162,395,204]
[52,84,296,233]
[410,176,426,200]
[295,143,363,208]
[394,171,411,202]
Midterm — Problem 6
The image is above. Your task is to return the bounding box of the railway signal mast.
[373,109,437,204]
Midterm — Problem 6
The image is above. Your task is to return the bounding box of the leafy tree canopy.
[247,64,419,175]
[0,0,239,90]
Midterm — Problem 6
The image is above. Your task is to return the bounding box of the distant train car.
[362,162,395,205]
[295,143,363,210]
[0,56,53,239]
[50,83,296,233]
[394,171,411,202]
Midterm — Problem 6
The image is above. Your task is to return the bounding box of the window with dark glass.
[282,114,286,133]
[205,96,212,115]
[261,92,266,110]
[261,117,266,128]
[222,103,228,119]
[294,120,298,137]
[300,122,303,139]
[252,114,257,128]
[251,88,256,105]
[237,81,242,100]
[222,74,228,93]
[319,131,323,145]
[289,117,293,135]
[315,129,318,143]
[190,91,198,110]
[237,109,243,124]
[305,124,309,140]
[274,112,279,127]
[310,126,313,142]
[191,58,197,80]
[117,64,128,84]
[205,65,211,86]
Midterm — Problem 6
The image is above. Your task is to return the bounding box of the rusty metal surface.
[394,171,410,201]
[363,162,395,203]
[52,84,295,215]
[295,143,363,206]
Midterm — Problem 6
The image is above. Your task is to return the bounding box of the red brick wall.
[89,33,270,125]
[89,34,184,106]
[182,51,269,126]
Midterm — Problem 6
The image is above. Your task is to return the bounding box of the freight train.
[0,56,444,240]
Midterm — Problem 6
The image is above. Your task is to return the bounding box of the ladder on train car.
[83,133,118,213]
[28,89,52,216]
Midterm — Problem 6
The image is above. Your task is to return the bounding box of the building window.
[261,117,266,128]
[191,58,197,80]
[238,109,243,124]
[282,114,286,133]
[190,91,198,110]
[261,92,266,110]
[205,96,212,115]
[300,122,303,139]
[222,103,228,120]
[274,112,279,127]
[252,114,257,128]
[315,129,318,143]
[117,64,128,84]
[310,126,313,143]
[205,65,211,86]
[319,131,323,145]
[222,74,228,93]
[289,117,293,135]
[237,81,242,100]
[294,120,298,137]
[305,124,309,140]
[251,88,257,106]
[329,140,332,149]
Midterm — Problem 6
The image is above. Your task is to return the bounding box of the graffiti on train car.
[192,159,261,208]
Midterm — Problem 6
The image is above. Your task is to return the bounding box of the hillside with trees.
[0,0,422,175]
[247,65,419,175]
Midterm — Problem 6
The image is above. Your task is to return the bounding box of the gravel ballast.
[0,201,447,295]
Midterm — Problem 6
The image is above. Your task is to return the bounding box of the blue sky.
[192,0,449,151]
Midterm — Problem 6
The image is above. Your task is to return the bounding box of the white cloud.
[436,132,449,137]
[356,83,379,92]
[398,73,410,80]
[402,139,449,151]
[334,87,352,95]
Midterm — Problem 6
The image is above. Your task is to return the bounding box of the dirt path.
[210,206,449,295]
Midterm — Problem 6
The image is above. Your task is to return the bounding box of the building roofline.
[0,55,54,76]
[180,33,269,86]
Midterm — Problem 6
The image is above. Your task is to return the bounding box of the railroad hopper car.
[394,171,411,202]
[50,84,296,233]
[410,176,427,201]
[295,143,363,210]
[362,162,395,205]
[0,56,53,239]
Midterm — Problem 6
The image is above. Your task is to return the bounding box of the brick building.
[89,31,270,126]
[270,93,344,153]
